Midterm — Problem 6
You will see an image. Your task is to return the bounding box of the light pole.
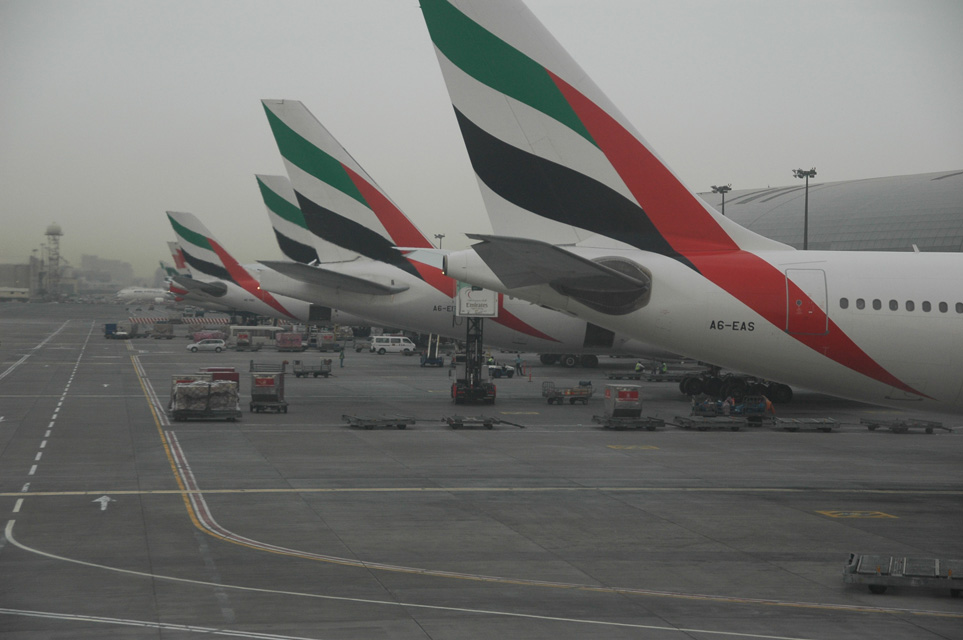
[434,233,445,249]
[793,168,817,250]
[711,184,732,216]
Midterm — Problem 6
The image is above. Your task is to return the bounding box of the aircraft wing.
[466,235,646,290]
[465,235,652,316]
[258,261,410,296]
[172,275,228,298]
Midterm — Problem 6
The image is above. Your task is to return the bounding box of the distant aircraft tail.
[419,0,788,259]
[166,211,296,318]
[261,98,453,295]
[167,241,192,277]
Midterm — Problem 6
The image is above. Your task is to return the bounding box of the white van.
[370,335,417,355]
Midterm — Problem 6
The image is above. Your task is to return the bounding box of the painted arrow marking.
[92,496,115,511]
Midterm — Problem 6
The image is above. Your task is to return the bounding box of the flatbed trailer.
[592,415,665,431]
[605,371,643,381]
[673,416,747,431]
[342,414,414,430]
[859,418,949,434]
[444,415,495,430]
[843,553,963,596]
[775,418,838,432]
[542,381,593,405]
[170,408,241,422]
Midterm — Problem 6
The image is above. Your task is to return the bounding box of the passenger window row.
[839,298,963,313]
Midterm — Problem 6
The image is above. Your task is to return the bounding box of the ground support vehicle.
[859,418,949,434]
[370,335,417,355]
[542,381,593,405]
[420,334,446,366]
[292,359,332,378]
[420,353,445,367]
[451,380,496,404]
[250,372,286,413]
[168,378,241,422]
[673,416,747,431]
[843,553,963,596]
[249,360,287,373]
[775,418,838,432]
[315,331,343,352]
[342,414,413,430]
[487,364,514,379]
[105,322,143,339]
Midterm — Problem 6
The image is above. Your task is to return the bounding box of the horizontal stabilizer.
[172,275,227,298]
[259,261,409,296]
[467,234,651,315]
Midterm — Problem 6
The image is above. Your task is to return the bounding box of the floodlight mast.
[793,168,817,250]
[710,184,732,216]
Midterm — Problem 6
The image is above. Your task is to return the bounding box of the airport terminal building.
[698,170,963,253]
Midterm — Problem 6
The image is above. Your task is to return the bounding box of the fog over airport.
[2,0,961,277]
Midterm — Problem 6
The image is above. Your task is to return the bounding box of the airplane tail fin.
[166,212,237,283]
[419,0,788,258]
[166,211,297,318]
[167,241,191,277]
[255,174,360,265]
[261,99,453,295]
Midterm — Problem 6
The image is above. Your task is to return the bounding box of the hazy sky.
[2,0,961,278]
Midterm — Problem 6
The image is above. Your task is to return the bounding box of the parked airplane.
[420,0,963,413]
[114,286,172,304]
[166,211,362,325]
[258,101,674,364]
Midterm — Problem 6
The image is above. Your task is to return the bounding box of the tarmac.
[1,302,961,640]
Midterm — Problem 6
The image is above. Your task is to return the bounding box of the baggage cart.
[249,360,287,373]
[775,418,838,432]
[292,359,332,378]
[843,553,963,596]
[250,372,287,413]
[444,415,496,430]
[342,414,414,430]
[542,380,593,405]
